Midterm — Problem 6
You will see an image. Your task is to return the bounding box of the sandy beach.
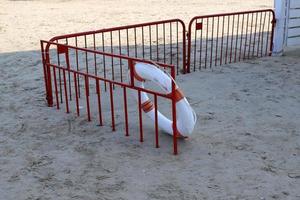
[1,0,300,199]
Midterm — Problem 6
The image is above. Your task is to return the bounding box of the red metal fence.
[41,40,181,154]
[41,9,276,154]
[187,9,275,71]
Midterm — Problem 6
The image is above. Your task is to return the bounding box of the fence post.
[44,44,53,107]
[273,0,287,55]
[40,41,49,106]
[171,67,178,155]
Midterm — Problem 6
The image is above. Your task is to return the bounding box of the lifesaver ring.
[128,62,197,137]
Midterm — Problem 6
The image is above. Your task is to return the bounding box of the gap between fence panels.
[41,9,276,155]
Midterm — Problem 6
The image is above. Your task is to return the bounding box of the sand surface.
[1,0,300,199]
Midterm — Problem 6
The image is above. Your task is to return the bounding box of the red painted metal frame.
[41,10,276,154]
[41,40,180,154]
[186,9,276,72]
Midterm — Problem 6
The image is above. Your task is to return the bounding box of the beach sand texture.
[1,0,300,199]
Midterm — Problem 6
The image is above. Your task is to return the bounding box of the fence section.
[41,40,180,154]
[47,19,186,76]
[187,9,275,72]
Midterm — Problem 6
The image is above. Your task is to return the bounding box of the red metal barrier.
[41,40,180,154]
[187,9,275,72]
[41,11,276,154]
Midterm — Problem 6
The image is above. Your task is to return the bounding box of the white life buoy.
[128,62,197,137]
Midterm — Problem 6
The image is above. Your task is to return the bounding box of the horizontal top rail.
[46,18,186,42]
[189,9,275,23]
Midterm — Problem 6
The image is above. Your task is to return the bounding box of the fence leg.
[45,54,53,107]
[40,41,50,106]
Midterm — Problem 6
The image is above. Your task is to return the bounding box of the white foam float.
[128,62,197,137]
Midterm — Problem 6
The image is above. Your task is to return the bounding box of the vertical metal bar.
[248,13,254,59]
[193,19,197,71]
[85,75,91,121]
[110,31,115,87]
[134,28,137,57]
[181,21,186,74]
[40,41,49,105]
[220,16,225,65]
[210,17,214,68]
[126,29,130,57]
[109,82,115,131]
[154,94,159,148]
[96,79,103,126]
[229,15,235,63]
[243,14,250,59]
[56,41,63,103]
[84,35,89,73]
[170,22,173,65]
[239,14,245,61]
[156,24,159,61]
[149,25,152,60]
[93,33,97,75]
[142,26,145,59]
[234,14,240,62]
[205,18,209,68]
[123,87,129,136]
[102,32,107,91]
[163,23,166,63]
[43,41,54,107]
[118,30,123,82]
[74,73,79,116]
[75,37,80,98]
[66,38,72,101]
[46,59,53,106]
[63,69,69,113]
[171,67,177,155]
[176,22,179,72]
[52,67,59,109]
[215,16,219,66]
[225,15,230,64]
[187,23,192,73]
[138,90,143,142]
